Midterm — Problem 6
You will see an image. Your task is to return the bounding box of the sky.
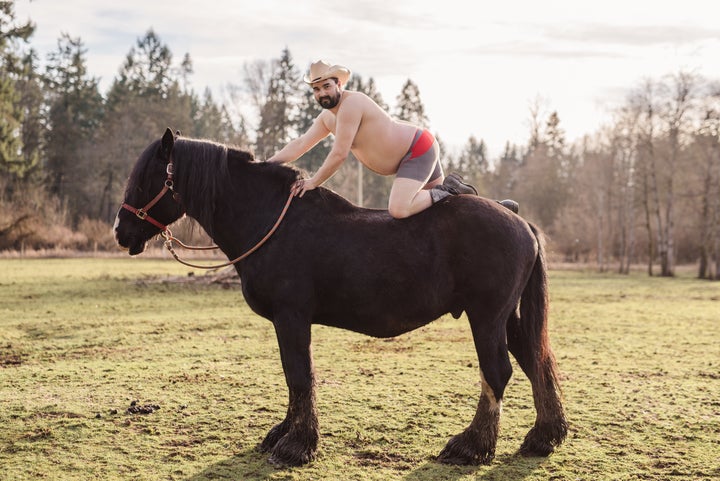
[13,0,720,158]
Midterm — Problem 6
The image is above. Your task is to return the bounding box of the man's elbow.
[327,150,349,167]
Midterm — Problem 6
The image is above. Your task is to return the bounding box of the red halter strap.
[121,161,177,231]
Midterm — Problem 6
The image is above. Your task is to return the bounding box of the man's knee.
[388,202,413,219]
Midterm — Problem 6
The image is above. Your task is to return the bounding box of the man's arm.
[296,98,361,195]
[267,116,331,163]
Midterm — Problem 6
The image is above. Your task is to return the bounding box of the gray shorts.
[396,129,443,184]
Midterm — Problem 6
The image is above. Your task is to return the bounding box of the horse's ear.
[160,127,175,160]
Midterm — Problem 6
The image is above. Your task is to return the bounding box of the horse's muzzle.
[114,231,147,256]
[114,209,149,256]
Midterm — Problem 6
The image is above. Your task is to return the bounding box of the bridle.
[121,159,179,232]
[120,153,294,269]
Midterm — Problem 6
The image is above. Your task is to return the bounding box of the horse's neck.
[198,164,291,256]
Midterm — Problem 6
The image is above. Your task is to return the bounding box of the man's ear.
[160,127,175,160]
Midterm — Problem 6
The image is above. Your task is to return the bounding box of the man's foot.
[442,173,478,195]
[497,199,519,214]
[430,173,478,203]
[429,174,519,214]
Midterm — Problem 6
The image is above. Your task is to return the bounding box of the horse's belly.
[316,314,436,338]
[315,292,452,338]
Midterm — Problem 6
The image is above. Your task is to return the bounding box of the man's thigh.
[389,177,427,206]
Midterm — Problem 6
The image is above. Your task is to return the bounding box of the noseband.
[121,159,180,231]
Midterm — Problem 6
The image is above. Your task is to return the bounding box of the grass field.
[1,258,718,480]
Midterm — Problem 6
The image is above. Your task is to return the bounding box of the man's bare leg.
[388,177,436,219]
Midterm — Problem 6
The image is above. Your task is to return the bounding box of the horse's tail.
[518,223,561,389]
[514,222,567,454]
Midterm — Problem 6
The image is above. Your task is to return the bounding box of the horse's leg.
[438,307,512,465]
[259,315,318,467]
[507,311,568,456]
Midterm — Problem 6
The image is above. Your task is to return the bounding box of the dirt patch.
[0,344,26,367]
[351,338,415,354]
[137,266,240,287]
[353,449,416,470]
[30,410,85,420]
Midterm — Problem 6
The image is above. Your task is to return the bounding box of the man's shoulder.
[344,90,371,103]
[339,91,378,115]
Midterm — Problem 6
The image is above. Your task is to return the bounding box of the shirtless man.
[268,60,517,218]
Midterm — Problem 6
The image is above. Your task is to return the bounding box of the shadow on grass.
[184,446,277,481]
[183,447,547,481]
[403,452,547,481]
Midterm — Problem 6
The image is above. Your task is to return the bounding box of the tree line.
[1,3,718,279]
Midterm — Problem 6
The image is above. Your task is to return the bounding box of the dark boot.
[429,173,520,214]
[497,199,519,214]
[430,173,478,203]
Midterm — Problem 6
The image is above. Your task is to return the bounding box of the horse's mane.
[173,138,231,227]
[126,139,162,199]
[127,134,360,234]
[172,137,301,228]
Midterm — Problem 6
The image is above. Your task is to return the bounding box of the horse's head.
[114,128,186,255]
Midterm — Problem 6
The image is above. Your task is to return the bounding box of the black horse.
[114,128,567,467]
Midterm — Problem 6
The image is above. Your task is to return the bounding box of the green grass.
[1,259,718,480]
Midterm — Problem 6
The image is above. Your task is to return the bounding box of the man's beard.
[318,91,341,109]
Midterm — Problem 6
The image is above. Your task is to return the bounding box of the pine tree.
[109,28,174,104]
[0,1,35,182]
[516,110,570,229]
[192,87,246,144]
[490,141,522,198]
[43,33,104,209]
[15,51,43,182]
[255,47,300,160]
[394,79,428,128]
[454,135,489,193]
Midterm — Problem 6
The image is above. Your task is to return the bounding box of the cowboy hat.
[303,60,351,85]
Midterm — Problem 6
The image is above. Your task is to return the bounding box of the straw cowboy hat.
[303,60,351,85]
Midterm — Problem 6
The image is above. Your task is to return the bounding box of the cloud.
[465,41,625,59]
[543,23,720,47]
[330,1,449,30]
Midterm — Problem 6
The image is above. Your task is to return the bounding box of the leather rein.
[121,156,294,270]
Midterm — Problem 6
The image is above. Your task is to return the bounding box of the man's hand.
[291,178,318,197]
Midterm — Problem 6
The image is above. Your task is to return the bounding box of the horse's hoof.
[267,433,316,467]
[519,422,567,457]
[268,452,312,468]
[518,439,554,457]
[259,421,289,453]
[438,433,495,466]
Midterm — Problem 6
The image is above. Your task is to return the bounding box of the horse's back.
[258,193,538,336]
[287,192,538,290]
